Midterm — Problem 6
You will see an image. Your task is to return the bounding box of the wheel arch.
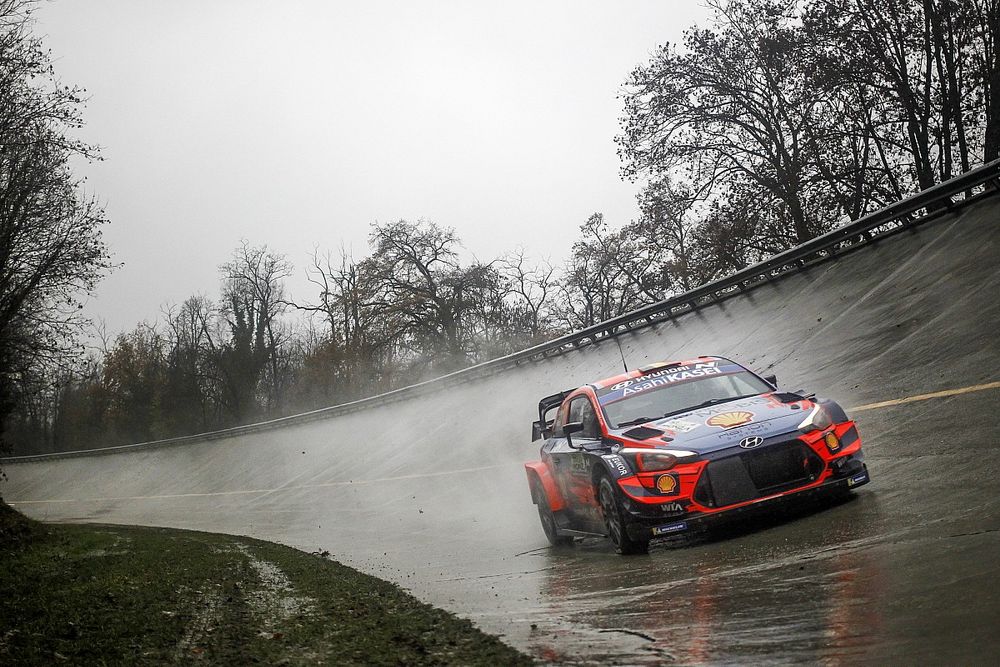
[524,461,565,512]
[818,398,850,423]
[592,452,633,494]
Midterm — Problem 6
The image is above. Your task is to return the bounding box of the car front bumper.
[624,460,870,541]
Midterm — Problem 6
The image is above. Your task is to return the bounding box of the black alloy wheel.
[598,476,649,555]
[531,476,573,547]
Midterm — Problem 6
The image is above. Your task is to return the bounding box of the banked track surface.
[5,195,1000,663]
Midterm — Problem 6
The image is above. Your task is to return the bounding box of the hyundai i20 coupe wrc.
[524,356,869,554]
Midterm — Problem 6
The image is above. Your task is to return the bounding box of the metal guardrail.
[6,159,1000,463]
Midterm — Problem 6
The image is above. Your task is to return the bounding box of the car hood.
[611,394,812,455]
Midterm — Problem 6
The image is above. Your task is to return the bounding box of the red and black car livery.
[524,356,869,554]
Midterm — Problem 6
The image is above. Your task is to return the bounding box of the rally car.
[524,356,869,554]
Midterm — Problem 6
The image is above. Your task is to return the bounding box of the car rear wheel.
[598,476,649,555]
[530,476,573,547]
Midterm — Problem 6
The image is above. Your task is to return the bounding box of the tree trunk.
[985,2,1000,161]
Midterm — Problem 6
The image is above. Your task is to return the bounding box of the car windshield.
[596,361,772,429]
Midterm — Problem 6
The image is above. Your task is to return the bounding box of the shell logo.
[706,411,755,428]
[656,474,678,494]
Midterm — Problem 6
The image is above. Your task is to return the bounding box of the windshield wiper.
[617,394,760,429]
[616,416,661,428]
[661,394,758,419]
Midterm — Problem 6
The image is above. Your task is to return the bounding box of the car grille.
[693,440,825,508]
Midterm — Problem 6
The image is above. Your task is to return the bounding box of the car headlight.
[798,404,833,433]
[635,452,678,471]
[621,449,697,472]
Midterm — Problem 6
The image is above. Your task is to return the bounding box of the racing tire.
[530,476,573,547]
[598,475,649,555]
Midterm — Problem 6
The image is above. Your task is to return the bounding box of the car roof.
[587,356,734,390]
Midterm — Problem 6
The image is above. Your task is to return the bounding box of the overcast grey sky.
[37,1,711,334]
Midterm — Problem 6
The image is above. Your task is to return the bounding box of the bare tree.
[806,0,988,189]
[619,0,832,244]
[970,0,1000,160]
[558,214,659,330]
[209,243,291,422]
[162,296,215,433]
[367,219,472,367]
[0,0,112,451]
[499,248,557,340]
[296,247,404,395]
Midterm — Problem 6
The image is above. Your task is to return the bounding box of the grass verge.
[0,503,531,665]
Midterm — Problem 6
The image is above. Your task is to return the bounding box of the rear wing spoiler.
[532,389,574,441]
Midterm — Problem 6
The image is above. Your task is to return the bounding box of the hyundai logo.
[739,436,764,449]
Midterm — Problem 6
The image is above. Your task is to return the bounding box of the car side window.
[568,397,601,439]
[551,402,566,437]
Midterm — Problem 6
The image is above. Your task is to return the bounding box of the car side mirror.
[563,421,583,449]
[764,374,777,387]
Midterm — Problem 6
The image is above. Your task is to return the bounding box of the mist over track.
[5,193,1000,663]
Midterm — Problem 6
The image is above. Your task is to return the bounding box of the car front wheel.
[598,476,649,555]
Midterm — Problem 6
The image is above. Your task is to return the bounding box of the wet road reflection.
[512,397,1000,664]
[522,496,889,664]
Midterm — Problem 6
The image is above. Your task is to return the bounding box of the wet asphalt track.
[5,196,1000,664]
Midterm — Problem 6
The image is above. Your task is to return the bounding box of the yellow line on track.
[10,381,1000,507]
[848,381,1000,412]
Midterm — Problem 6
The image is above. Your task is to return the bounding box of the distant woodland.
[4,0,999,454]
